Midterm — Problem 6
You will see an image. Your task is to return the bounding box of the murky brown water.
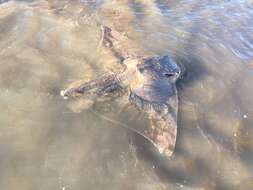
[0,0,253,189]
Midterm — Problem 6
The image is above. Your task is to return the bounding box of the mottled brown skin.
[128,56,181,156]
[61,26,183,157]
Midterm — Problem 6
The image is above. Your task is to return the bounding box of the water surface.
[0,0,253,189]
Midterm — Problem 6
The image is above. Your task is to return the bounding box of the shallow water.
[0,0,253,189]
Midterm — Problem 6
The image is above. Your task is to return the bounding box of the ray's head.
[137,55,183,83]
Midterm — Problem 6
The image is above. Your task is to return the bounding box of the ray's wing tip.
[60,90,69,99]
[157,146,174,157]
[163,148,174,157]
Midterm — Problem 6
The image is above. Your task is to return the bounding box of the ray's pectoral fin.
[61,73,124,100]
[129,90,178,157]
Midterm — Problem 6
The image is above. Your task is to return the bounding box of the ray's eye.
[164,73,175,77]
[139,67,144,73]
